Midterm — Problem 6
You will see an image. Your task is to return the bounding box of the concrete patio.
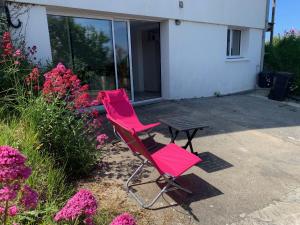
[101,93,300,225]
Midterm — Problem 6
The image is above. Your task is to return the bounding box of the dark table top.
[159,116,209,131]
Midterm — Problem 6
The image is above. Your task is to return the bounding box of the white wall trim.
[10,0,268,30]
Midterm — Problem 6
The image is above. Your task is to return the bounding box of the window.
[47,15,132,97]
[227,29,242,57]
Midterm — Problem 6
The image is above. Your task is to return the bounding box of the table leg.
[168,127,179,143]
[183,129,199,153]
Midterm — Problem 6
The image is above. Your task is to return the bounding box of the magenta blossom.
[84,217,95,225]
[0,146,31,182]
[0,184,19,201]
[56,62,66,73]
[54,189,97,222]
[8,205,18,217]
[0,145,38,225]
[20,185,39,210]
[96,134,108,148]
[110,213,137,225]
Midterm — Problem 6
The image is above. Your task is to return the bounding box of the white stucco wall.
[10,4,52,64]
[163,20,263,99]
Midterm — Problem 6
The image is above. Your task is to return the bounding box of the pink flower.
[1,32,13,56]
[54,189,97,222]
[42,63,88,107]
[20,185,39,210]
[91,110,99,118]
[56,63,66,73]
[74,93,91,109]
[8,205,19,217]
[0,184,19,201]
[90,99,100,106]
[14,49,21,57]
[0,145,36,222]
[25,67,40,86]
[0,146,31,182]
[14,61,20,65]
[84,217,95,225]
[80,84,89,92]
[110,213,137,225]
[96,134,108,147]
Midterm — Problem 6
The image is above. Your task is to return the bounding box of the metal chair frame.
[116,129,192,208]
[125,158,192,208]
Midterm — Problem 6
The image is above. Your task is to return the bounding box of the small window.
[227,29,242,57]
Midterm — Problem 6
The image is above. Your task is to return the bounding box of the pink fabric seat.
[151,143,201,178]
[99,89,160,133]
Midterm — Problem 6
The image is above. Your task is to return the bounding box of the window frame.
[226,28,242,58]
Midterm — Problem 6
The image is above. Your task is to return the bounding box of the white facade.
[9,0,269,100]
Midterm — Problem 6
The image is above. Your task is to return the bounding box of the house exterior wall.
[8,0,268,99]
[163,20,263,99]
[10,5,52,64]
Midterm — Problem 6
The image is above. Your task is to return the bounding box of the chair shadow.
[197,152,234,173]
[153,173,223,221]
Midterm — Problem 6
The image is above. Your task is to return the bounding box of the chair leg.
[113,126,122,141]
[126,160,147,188]
[126,166,193,208]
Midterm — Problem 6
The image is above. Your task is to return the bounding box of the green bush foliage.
[264,30,300,94]
[19,97,97,177]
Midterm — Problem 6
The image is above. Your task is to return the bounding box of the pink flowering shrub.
[25,67,40,91]
[9,61,109,177]
[41,63,107,141]
[0,31,40,94]
[0,146,38,225]
[1,32,14,58]
[42,63,101,110]
[54,189,97,224]
[110,213,137,225]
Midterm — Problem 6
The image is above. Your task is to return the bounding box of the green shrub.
[264,30,300,94]
[18,97,98,177]
[0,119,73,225]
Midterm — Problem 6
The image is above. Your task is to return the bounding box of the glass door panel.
[70,18,116,96]
[48,15,73,68]
[113,21,132,98]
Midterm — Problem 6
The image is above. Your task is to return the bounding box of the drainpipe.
[260,0,271,72]
[269,0,276,45]
[0,0,22,29]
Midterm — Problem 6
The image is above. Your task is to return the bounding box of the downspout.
[260,0,271,72]
[4,1,22,28]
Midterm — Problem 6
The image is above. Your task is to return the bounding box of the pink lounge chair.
[99,89,160,134]
[107,115,202,208]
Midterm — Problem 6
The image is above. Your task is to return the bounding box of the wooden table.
[159,116,209,155]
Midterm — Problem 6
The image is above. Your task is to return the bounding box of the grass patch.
[0,119,73,224]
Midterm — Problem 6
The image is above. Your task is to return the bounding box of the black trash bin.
[268,72,294,101]
[258,71,274,88]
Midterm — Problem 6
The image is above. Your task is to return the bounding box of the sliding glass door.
[113,21,132,98]
[47,15,132,98]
